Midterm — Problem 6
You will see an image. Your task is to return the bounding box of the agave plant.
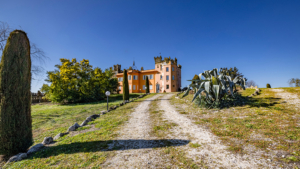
[182,68,246,108]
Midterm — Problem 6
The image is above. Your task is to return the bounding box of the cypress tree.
[0,30,33,156]
[145,76,150,94]
[123,69,129,101]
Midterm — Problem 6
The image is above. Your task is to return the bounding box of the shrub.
[0,30,33,156]
[42,59,118,103]
[182,68,246,109]
[266,83,271,88]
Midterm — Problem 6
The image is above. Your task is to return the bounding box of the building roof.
[116,69,158,76]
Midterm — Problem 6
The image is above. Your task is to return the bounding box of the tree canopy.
[41,58,118,103]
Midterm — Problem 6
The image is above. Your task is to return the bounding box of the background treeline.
[41,58,118,103]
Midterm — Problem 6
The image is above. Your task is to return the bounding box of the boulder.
[67,125,76,132]
[42,137,53,145]
[7,153,27,163]
[89,114,100,119]
[54,133,68,140]
[74,122,80,129]
[27,143,44,154]
[86,116,92,122]
[80,120,89,126]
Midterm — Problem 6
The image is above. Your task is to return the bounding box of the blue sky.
[1,0,299,91]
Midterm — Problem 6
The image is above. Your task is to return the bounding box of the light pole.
[105,91,110,111]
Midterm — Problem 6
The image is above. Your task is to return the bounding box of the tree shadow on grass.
[245,96,282,108]
[27,139,190,159]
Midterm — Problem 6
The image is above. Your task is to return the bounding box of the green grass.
[171,88,300,164]
[2,93,156,168]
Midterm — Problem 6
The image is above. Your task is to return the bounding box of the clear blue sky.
[1,0,299,92]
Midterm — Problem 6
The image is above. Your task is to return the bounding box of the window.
[149,74,153,79]
[160,65,162,70]
[172,67,174,71]
[157,65,159,68]
[166,67,169,72]
[143,85,145,90]
[166,75,169,80]
[166,85,169,89]
[150,85,153,90]
[133,75,138,80]
[129,85,131,90]
[118,77,123,82]
[133,85,136,90]
[143,75,146,80]
[172,75,175,80]
[119,86,121,90]
[128,75,131,80]
[160,75,162,80]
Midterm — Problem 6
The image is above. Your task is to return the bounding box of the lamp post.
[105,91,110,111]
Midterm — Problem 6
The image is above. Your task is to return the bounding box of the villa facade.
[114,56,181,93]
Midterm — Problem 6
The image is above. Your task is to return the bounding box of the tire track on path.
[102,94,170,169]
[159,93,275,169]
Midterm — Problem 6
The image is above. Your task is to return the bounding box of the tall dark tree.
[145,76,150,94]
[266,83,271,88]
[123,69,129,101]
[0,30,33,156]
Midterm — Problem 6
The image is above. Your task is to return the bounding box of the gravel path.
[271,89,300,110]
[103,94,170,169]
[159,94,274,169]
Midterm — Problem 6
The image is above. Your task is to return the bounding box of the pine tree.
[145,76,150,93]
[0,30,33,156]
[123,69,129,101]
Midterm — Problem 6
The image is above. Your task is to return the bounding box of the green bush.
[266,83,271,88]
[0,30,33,156]
[41,59,118,103]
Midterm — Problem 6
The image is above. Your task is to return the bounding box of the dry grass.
[148,97,207,168]
[171,88,300,167]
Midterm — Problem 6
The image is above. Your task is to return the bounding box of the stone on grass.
[42,137,53,145]
[81,120,89,126]
[27,143,44,154]
[86,116,92,122]
[67,123,81,132]
[54,133,68,140]
[89,114,100,119]
[7,153,27,163]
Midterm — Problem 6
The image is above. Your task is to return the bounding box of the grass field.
[2,93,155,168]
[172,88,300,166]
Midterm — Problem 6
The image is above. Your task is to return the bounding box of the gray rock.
[27,143,44,154]
[80,120,89,126]
[42,137,53,145]
[86,116,92,122]
[54,133,68,140]
[89,114,100,119]
[74,122,80,128]
[67,125,76,132]
[7,153,27,163]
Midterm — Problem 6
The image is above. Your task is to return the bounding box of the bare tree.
[0,21,49,80]
[246,80,258,88]
[288,78,300,87]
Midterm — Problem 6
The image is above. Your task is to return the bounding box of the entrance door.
[156,84,160,93]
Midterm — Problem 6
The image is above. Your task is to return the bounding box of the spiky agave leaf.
[192,82,205,102]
